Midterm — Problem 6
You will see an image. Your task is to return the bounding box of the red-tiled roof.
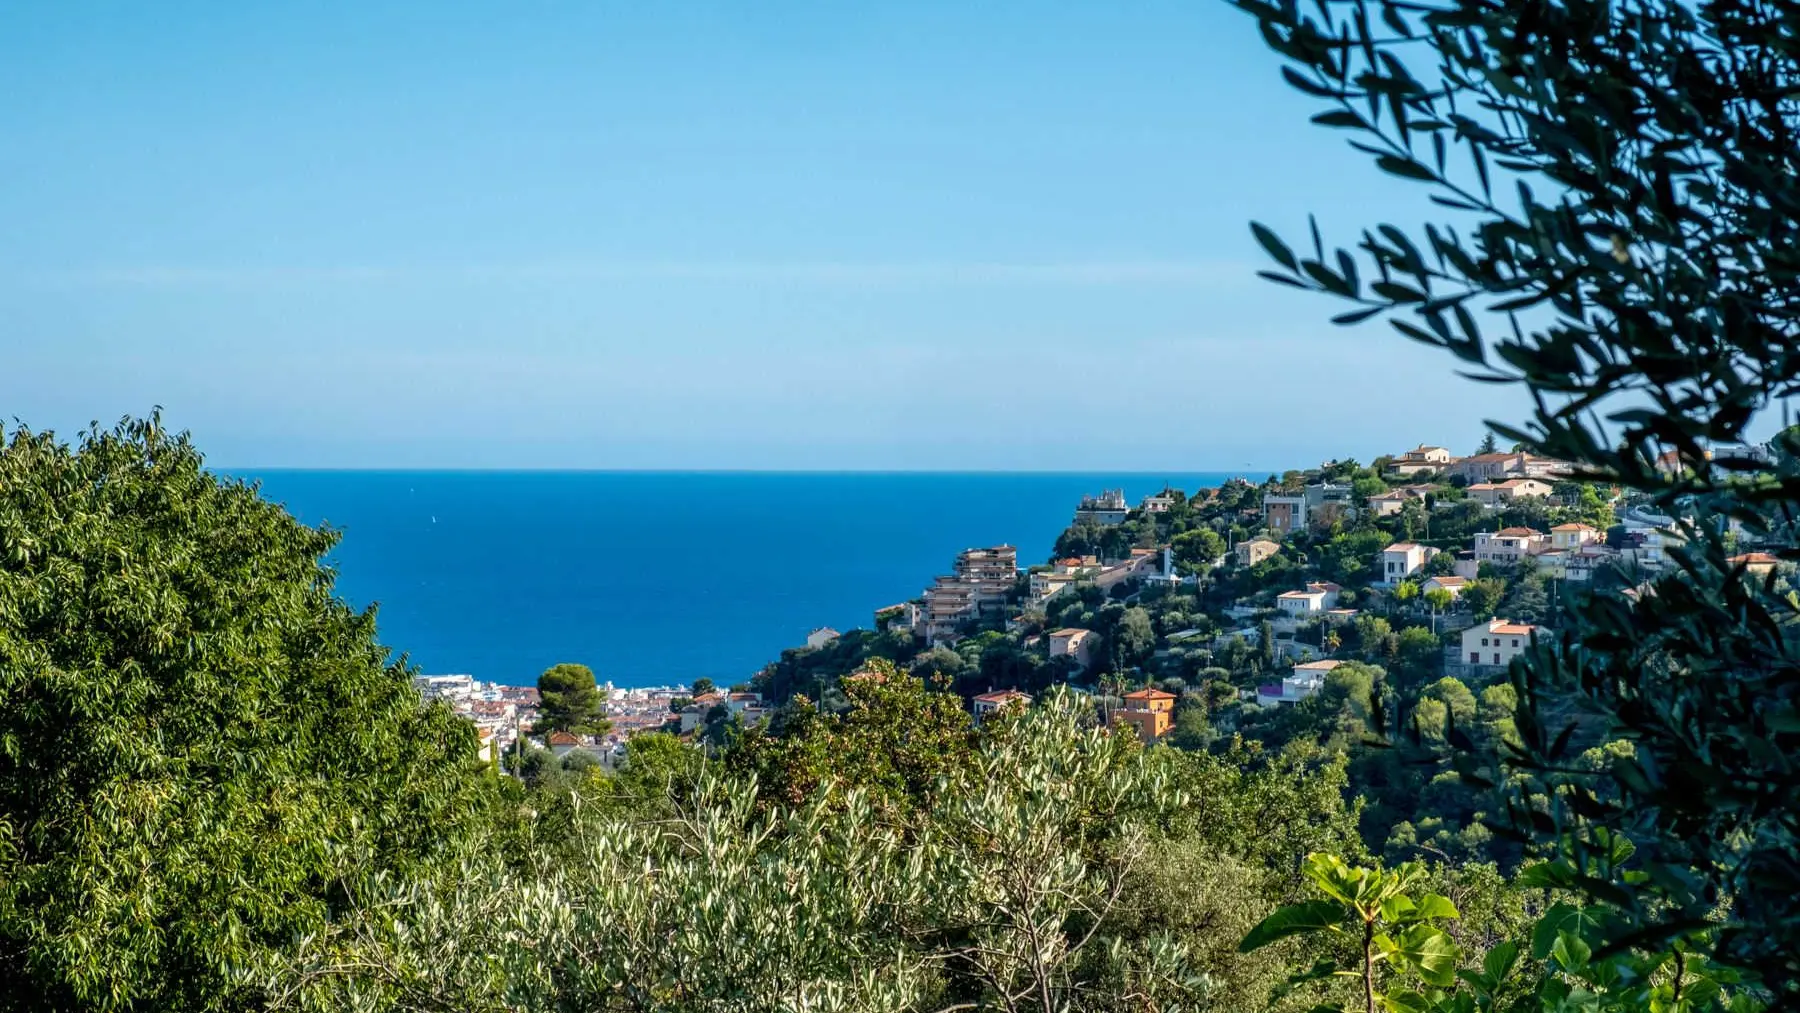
[1550,523,1597,532]
[1123,689,1177,700]
[1731,552,1782,565]
[974,689,1031,704]
[1384,542,1422,551]
[1494,527,1542,537]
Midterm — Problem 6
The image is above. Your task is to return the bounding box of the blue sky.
[0,1,1526,470]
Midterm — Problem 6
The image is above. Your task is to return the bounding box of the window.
[1493,653,1501,664]
[1512,639,1521,647]
[1480,638,1489,646]
[1469,652,1480,664]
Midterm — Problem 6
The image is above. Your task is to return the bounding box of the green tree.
[1240,854,1460,1013]
[1111,606,1156,671]
[1233,0,1800,987]
[534,662,609,735]
[1171,527,1226,571]
[726,659,975,813]
[0,416,498,1012]
[1422,588,1455,633]
[690,676,716,697]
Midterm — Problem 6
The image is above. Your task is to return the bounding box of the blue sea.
[237,471,1243,687]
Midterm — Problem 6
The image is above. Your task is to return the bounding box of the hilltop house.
[1448,452,1529,483]
[1141,492,1176,513]
[1235,537,1281,566]
[972,689,1032,725]
[1468,478,1554,507]
[806,627,840,649]
[1076,490,1129,525]
[1367,490,1415,516]
[1473,528,1546,567]
[1257,659,1343,708]
[1276,588,1327,615]
[1262,493,1307,534]
[1379,542,1437,585]
[1115,689,1176,742]
[1461,617,1538,668]
[1549,523,1602,550]
[1421,574,1468,598]
[1388,445,1455,477]
[1049,628,1097,670]
[1730,552,1782,577]
[1263,483,1356,534]
[875,601,921,634]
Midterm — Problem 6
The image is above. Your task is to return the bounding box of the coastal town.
[440,438,1787,769]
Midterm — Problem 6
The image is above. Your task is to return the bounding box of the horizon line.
[219,465,1285,476]
[10,258,1255,290]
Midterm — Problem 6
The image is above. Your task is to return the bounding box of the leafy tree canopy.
[0,416,498,1011]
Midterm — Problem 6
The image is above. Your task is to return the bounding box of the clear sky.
[0,0,1528,470]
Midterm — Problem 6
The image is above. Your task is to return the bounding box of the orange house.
[1115,688,1176,743]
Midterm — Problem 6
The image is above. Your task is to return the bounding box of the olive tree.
[1230,0,1800,994]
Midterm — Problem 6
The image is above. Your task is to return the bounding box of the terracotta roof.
[1494,527,1542,537]
[1467,482,1502,491]
[1732,552,1782,565]
[974,689,1032,704]
[1122,689,1177,700]
[1485,619,1537,636]
[1295,659,1345,671]
[547,731,581,746]
[1384,542,1422,552]
[1462,452,1519,463]
[1049,628,1090,638]
[1426,575,1468,586]
[1497,479,1546,488]
[1550,523,1597,532]
[1277,590,1324,599]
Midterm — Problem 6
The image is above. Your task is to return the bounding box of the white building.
[805,627,841,649]
[1076,490,1129,525]
[1276,589,1328,615]
[1379,542,1437,585]
[1421,575,1468,598]
[1460,618,1538,668]
[1256,659,1343,707]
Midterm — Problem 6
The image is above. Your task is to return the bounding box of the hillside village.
[477,437,1787,809]
[723,439,1786,749]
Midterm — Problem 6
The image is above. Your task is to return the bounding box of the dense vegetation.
[4,0,1800,1009]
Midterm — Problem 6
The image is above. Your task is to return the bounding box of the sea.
[236,471,1244,688]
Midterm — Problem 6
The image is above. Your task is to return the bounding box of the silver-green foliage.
[269,693,1216,1013]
